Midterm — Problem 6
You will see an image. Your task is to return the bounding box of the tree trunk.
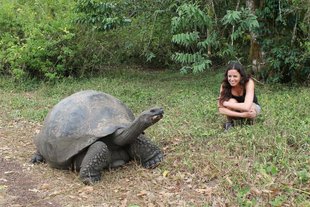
[246,0,265,74]
[231,0,240,46]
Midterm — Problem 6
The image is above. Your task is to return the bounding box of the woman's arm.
[218,84,255,118]
[223,79,255,112]
[218,106,256,118]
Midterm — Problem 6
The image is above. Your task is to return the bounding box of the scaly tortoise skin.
[31,90,164,184]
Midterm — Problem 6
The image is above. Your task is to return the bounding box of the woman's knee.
[225,98,238,111]
[251,103,261,117]
[227,98,238,103]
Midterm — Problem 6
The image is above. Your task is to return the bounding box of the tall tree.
[246,0,264,74]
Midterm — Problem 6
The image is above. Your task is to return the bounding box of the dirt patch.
[0,117,61,207]
[0,115,222,206]
[0,158,61,207]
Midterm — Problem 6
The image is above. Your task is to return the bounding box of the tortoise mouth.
[151,114,163,121]
[149,108,164,122]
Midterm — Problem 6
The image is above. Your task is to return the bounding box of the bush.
[0,0,77,80]
[171,3,215,73]
[256,0,310,83]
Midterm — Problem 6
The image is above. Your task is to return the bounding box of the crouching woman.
[218,61,261,131]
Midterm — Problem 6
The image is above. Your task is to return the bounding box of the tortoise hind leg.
[30,151,45,164]
[78,141,111,185]
[128,135,163,168]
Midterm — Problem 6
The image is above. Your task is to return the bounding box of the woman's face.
[227,69,241,87]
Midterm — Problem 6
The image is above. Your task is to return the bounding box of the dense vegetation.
[0,1,308,206]
[0,69,309,206]
[0,0,309,83]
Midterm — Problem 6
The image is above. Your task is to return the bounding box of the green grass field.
[0,68,309,206]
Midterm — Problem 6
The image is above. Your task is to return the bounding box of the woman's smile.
[227,69,241,87]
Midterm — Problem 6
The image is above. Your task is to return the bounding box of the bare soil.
[0,111,220,207]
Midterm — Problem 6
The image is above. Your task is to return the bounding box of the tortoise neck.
[113,117,147,146]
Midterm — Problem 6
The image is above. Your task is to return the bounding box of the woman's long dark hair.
[219,61,250,105]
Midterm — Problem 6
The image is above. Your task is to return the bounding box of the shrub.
[0,0,77,80]
[256,0,310,83]
[171,3,217,73]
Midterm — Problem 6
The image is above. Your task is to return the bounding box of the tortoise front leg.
[79,141,111,185]
[127,135,163,169]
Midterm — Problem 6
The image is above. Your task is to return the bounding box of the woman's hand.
[243,109,257,119]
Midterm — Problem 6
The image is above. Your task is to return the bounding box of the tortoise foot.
[30,151,45,164]
[128,135,164,168]
[142,151,164,169]
[80,174,101,185]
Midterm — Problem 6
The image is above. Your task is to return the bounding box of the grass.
[0,67,309,206]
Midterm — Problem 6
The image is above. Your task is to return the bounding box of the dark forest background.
[0,0,309,83]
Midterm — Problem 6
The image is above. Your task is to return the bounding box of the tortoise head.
[112,107,164,146]
[138,107,164,127]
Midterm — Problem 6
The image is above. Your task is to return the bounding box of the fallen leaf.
[40,183,50,190]
[195,188,213,195]
[225,176,233,185]
[250,187,261,195]
[162,170,169,177]
[262,189,273,194]
[29,188,40,193]
[137,190,147,197]
[0,178,8,182]
[49,190,62,197]
[4,171,15,175]
[0,185,7,190]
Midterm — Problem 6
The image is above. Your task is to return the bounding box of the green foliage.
[221,7,259,59]
[261,45,308,83]
[171,3,212,33]
[118,6,174,67]
[0,0,309,83]
[222,8,259,32]
[124,0,176,66]
[75,0,131,31]
[170,3,259,73]
[0,0,77,80]
[172,52,212,74]
[171,3,217,73]
[256,0,310,83]
[172,32,200,47]
[72,0,175,68]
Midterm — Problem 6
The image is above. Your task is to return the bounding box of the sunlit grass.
[0,68,309,206]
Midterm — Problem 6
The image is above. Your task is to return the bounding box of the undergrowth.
[0,68,309,206]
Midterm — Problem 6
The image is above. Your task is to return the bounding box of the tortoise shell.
[34,90,135,167]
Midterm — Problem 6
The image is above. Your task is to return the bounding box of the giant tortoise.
[31,90,164,184]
